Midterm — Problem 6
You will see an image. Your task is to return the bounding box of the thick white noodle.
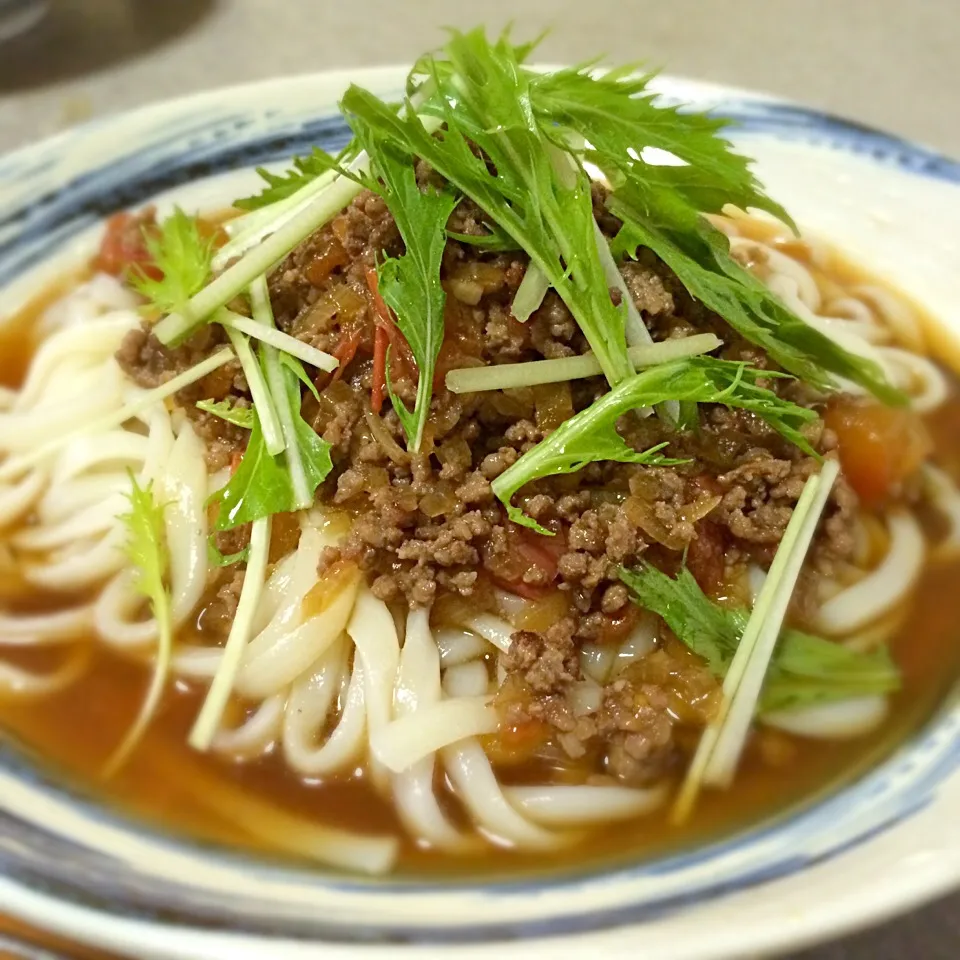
[24,526,127,592]
[580,642,616,684]
[371,697,499,773]
[0,470,46,529]
[13,314,137,413]
[442,739,563,849]
[94,420,209,651]
[434,627,491,668]
[0,361,127,452]
[763,696,889,740]
[93,573,159,650]
[435,659,565,849]
[503,784,667,825]
[281,636,347,757]
[728,237,822,311]
[880,347,949,413]
[725,220,942,415]
[202,781,398,875]
[459,612,514,653]
[841,608,907,655]
[0,607,93,646]
[346,589,401,790]
[923,464,960,560]
[391,607,470,851]
[852,284,923,352]
[816,511,925,635]
[158,422,209,625]
[442,661,491,699]
[212,693,286,760]
[12,494,129,551]
[235,526,358,699]
[0,647,89,699]
[255,549,300,635]
[171,645,222,680]
[55,432,149,482]
[824,295,886,334]
[283,651,369,776]
[31,473,130,526]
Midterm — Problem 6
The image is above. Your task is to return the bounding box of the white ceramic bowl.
[1,67,960,960]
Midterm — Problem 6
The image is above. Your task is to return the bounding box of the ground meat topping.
[112,181,861,789]
[501,619,581,695]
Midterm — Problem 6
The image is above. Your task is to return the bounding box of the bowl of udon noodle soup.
[2,26,960,960]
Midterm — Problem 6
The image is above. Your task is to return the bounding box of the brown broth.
[1,237,960,879]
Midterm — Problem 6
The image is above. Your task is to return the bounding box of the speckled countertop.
[1,1,959,958]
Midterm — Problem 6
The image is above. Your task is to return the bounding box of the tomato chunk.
[94,209,161,280]
[486,521,566,599]
[825,398,932,506]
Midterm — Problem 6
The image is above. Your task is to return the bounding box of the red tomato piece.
[94,209,162,281]
[825,398,932,506]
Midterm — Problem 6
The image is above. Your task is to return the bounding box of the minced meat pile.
[114,182,857,786]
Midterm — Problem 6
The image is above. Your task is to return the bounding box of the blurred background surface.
[0,1,958,958]
[1,0,959,155]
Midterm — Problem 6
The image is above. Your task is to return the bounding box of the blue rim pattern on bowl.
[1,77,960,947]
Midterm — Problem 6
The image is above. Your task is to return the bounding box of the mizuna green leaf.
[279,351,321,402]
[491,357,819,532]
[341,29,635,389]
[104,474,173,774]
[196,398,255,429]
[446,222,520,251]
[209,402,333,532]
[529,63,794,226]
[207,539,250,568]
[234,147,348,211]
[608,188,904,404]
[618,563,900,713]
[128,207,215,317]
[342,120,458,450]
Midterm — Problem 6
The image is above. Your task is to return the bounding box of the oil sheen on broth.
[0,231,958,879]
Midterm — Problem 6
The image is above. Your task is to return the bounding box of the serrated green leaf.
[608,188,905,404]
[196,398,255,429]
[446,223,520,251]
[530,64,794,227]
[207,539,250,567]
[338,118,458,450]
[209,406,332,531]
[619,563,901,713]
[279,351,321,402]
[492,356,818,531]
[105,473,173,774]
[341,28,636,391]
[234,147,343,210]
[128,207,215,317]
